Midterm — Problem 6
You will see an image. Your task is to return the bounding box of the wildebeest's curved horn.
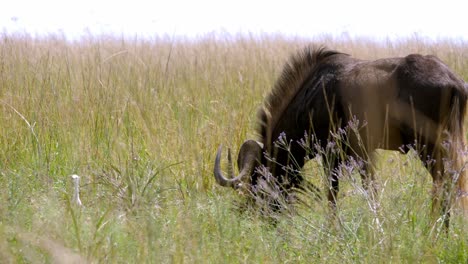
[214,140,262,188]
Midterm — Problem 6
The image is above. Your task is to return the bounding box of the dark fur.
[252,46,467,221]
[256,48,347,187]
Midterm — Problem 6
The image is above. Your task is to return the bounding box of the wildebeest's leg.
[359,151,385,232]
[426,144,451,229]
[448,136,468,219]
[360,152,379,200]
[324,163,340,228]
[456,153,468,219]
[327,170,340,209]
[431,138,468,225]
[323,157,340,211]
[312,154,340,229]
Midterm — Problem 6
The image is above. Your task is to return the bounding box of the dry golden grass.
[0,32,467,262]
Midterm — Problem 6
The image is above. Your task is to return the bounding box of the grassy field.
[1,33,467,263]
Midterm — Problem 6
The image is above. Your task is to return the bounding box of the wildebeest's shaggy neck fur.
[257,47,344,153]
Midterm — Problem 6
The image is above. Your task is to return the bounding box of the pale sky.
[1,0,467,41]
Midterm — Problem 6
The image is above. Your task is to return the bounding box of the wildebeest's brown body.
[214,47,468,225]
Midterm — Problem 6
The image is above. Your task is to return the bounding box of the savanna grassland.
[1,33,468,263]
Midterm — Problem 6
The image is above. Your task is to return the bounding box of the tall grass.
[0,32,467,262]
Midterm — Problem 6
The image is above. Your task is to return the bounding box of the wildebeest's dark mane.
[257,46,344,148]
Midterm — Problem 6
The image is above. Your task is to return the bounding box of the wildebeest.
[214,46,468,226]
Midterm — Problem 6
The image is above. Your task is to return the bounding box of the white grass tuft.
[71,174,82,207]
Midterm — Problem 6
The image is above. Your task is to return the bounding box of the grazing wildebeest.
[214,46,468,226]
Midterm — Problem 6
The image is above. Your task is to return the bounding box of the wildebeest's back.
[395,54,466,122]
[337,53,467,150]
[392,54,467,147]
[339,57,402,150]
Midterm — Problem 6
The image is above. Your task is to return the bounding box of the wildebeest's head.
[213,140,262,190]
